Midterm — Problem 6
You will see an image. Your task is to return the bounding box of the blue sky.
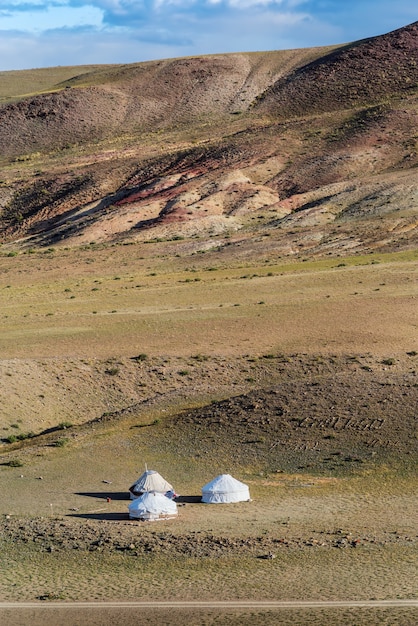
[0,1,416,71]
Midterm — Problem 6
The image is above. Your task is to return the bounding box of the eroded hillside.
[0,22,417,256]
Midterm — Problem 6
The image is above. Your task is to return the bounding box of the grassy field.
[0,243,417,625]
[1,245,417,360]
[0,65,119,103]
[1,424,417,619]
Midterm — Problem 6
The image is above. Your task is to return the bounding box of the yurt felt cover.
[201,473,250,504]
[129,469,174,498]
[128,491,178,519]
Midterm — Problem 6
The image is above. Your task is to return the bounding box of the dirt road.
[1,599,418,626]
[1,600,417,608]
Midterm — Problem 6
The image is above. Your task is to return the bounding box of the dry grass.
[0,65,118,103]
[1,542,417,602]
[0,247,417,361]
[0,246,417,435]
[0,237,416,617]
[0,349,417,606]
[1,431,417,612]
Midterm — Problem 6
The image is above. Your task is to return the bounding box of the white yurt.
[128,491,178,521]
[129,469,175,500]
[201,474,250,504]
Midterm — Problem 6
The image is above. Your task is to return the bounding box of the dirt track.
[1,600,417,626]
[1,599,418,608]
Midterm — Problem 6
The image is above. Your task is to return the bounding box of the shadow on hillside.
[69,512,129,521]
[75,491,129,501]
[175,495,202,503]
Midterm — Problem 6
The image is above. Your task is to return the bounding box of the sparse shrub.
[6,458,23,467]
[191,354,209,362]
[16,432,35,441]
[381,358,395,366]
[53,438,68,447]
[132,353,148,362]
[37,592,65,601]
[5,435,17,443]
[178,370,190,376]
[57,421,72,430]
[105,366,120,376]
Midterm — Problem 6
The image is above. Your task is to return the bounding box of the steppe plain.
[0,20,417,626]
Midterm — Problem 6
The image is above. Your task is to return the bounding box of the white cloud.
[223,1,285,6]
[0,4,103,33]
[2,1,57,6]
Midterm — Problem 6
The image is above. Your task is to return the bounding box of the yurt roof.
[129,469,173,494]
[201,473,248,493]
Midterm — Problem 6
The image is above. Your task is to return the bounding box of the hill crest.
[0,22,417,257]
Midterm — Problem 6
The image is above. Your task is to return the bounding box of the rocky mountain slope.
[0,22,417,257]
